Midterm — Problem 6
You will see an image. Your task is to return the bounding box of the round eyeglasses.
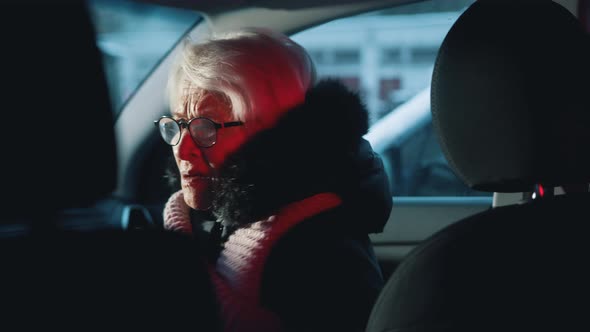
[154,116,244,148]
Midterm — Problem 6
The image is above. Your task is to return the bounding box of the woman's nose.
[176,130,202,161]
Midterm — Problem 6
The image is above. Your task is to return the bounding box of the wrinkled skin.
[172,91,249,210]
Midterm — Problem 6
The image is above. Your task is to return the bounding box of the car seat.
[366,1,590,331]
[0,2,219,330]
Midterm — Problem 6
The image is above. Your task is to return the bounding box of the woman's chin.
[181,178,213,210]
[183,190,212,211]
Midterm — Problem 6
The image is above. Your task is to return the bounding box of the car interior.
[109,0,588,278]
[1,0,588,330]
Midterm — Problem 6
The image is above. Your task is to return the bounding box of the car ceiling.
[138,0,421,34]
[137,0,580,34]
[139,0,419,13]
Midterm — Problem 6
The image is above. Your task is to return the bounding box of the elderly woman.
[156,28,392,332]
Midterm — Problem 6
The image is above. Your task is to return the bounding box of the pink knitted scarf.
[163,190,341,332]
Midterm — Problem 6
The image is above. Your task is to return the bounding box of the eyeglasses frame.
[154,116,244,148]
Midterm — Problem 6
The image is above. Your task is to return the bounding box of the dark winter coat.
[209,79,392,331]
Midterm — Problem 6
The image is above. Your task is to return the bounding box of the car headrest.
[431,0,590,192]
[1,1,116,218]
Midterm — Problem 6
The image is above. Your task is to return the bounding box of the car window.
[87,0,200,115]
[292,0,490,197]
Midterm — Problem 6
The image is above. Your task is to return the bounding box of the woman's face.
[172,91,249,210]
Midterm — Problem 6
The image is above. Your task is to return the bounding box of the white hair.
[168,28,316,131]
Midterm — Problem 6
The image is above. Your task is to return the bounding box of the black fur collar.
[211,79,370,227]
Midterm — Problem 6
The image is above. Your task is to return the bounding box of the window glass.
[87,0,200,114]
[292,0,489,197]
